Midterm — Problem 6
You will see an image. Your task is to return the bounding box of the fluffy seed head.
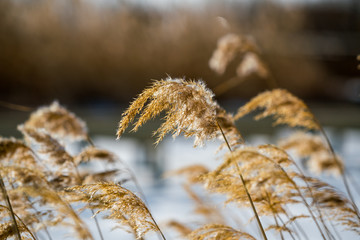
[117,78,241,147]
[23,101,87,141]
[235,89,319,130]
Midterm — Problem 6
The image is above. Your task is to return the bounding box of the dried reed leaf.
[117,78,242,147]
[68,182,158,239]
[188,224,256,240]
[23,101,87,141]
[234,89,319,130]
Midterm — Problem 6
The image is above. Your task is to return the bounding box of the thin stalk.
[0,100,34,112]
[147,208,167,240]
[0,174,21,240]
[69,150,104,240]
[216,121,268,240]
[276,213,298,240]
[274,164,327,240]
[264,191,285,240]
[292,162,336,240]
[87,135,149,205]
[284,206,309,240]
[91,208,104,240]
[317,124,360,218]
[0,204,38,240]
[23,192,53,240]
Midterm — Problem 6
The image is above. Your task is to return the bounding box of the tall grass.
[0,19,359,240]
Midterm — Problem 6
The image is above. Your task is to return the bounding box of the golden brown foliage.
[117,78,242,147]
[234,89,319,130]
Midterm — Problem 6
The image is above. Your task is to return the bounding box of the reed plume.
[117,77,242,147]
[0,137,37,167]
[234,89,319,130]
[68,182,164,239]
[23,101,88,141]
[210,33,274,95]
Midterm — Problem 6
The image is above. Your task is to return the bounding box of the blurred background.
[1,0,360,135]
[1,0,360,239]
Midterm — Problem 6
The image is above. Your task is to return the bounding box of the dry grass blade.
[117,78,241,147]
[234,89,319,130]
[188,224,256,240]
[22,101,88,141]
[68,182,164,239]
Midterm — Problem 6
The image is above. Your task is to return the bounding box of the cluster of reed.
[1,32,359,240]
[0,101,161,239]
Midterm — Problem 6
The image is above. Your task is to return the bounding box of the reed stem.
[216,120,268,240]
[0,174,22,240]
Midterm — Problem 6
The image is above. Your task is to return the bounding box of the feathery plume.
[117,78,242,147]
[18,126,73,168]
[22,101,87,141]
[0,137,36,167]
[68,182,161,239]
[234,89,319,130]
